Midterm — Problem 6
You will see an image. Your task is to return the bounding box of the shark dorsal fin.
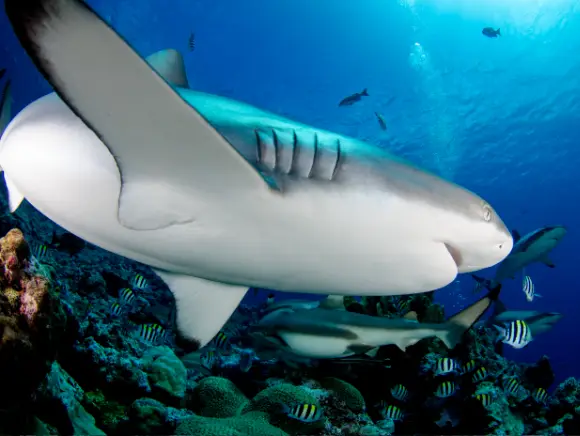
[511,229,521,242]
[145,49,190,88]
[319,295,346,311]
[403,311,418,322]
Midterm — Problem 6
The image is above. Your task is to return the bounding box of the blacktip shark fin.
[0,80,22,213]
[5,0,272,231]
[153,269,248,349]
[441,284,500,348]
[0,79,12,142]
[3,174,24,213]
[145,49,190,89]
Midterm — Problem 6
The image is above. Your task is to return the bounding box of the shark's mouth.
[444,243,463,269]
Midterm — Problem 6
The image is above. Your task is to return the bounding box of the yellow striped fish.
[476,393,492,406]
[137,324,166,344]
[283,404,323,423]
[131,273,149,290]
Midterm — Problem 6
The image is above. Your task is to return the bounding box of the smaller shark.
[250,287,500,359]
[478,299,563,337]
[472,226,566,291]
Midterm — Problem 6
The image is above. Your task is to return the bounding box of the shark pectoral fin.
[153,269,248,350]
[6,0,272,231]
[541,256,556,268]
[442,287,499,348]
[0,79,12,141]
[3,174,24,213]
[145,49,190,89]
[318,295,346,311]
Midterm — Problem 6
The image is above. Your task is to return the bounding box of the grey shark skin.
[472,226,566,290]
[250,288,500,359]
[0,0,511,349]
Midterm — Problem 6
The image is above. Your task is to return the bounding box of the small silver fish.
[338,88,369,106]
[375,112,387,130]
[188,32,195,52]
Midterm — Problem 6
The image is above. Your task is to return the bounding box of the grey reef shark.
[472,226,566,291]
[0,0,512,350]
[250,289,501,360]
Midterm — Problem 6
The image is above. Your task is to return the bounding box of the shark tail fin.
[361,88,369,96]
[497,28,501,36]
[440,285,501,349]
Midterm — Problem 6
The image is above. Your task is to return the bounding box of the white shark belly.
[1,93,457,295]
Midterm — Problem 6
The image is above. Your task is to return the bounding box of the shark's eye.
[482,204,492,222]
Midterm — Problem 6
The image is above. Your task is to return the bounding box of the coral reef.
[0,221,577,436]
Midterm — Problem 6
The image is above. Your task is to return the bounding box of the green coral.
[83,390,127,430]
[244,383,323,434]
[319,378,365,413]
[190,377,249,418]
[143,346,188,400]
[175,411,288,436]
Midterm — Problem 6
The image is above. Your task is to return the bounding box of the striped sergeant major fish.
[475,393,492,406]
[390,384,409,402]
[118,287,136,305]
[110,302,124,316]
[137,323,166,344]
[435,381,457,398]
[201,350,218,370]
[472,367,488,383]
[461,359,476,374]
[503,378,522,395]
[379,403,404,421]
[434,357,460,376]
[211,330,230,349]
[131,273,149,290]
[494,320,533,349]
[532,387,548,404]
[522,274,541,302]
[32,243,48,260]
[283,404,323,423]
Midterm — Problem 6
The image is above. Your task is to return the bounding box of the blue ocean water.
[1,0,578,390]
